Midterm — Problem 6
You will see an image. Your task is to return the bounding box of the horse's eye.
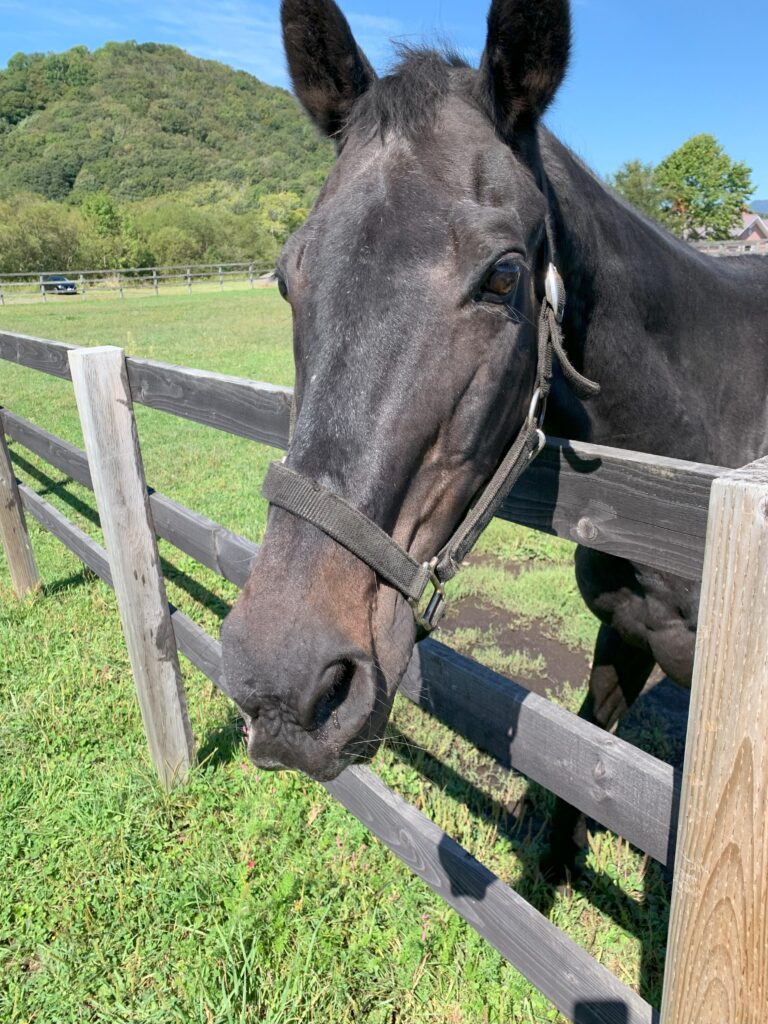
[477,258,521,304]
[276,274,289,301]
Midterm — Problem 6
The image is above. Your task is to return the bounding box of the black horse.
[221,0,768,880]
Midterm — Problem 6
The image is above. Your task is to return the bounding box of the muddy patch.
[440,590,690,764]
[439,593,590,699]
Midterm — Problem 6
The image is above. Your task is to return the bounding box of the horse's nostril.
[312,659,356,730]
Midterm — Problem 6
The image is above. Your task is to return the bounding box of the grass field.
[0,291,675,1022]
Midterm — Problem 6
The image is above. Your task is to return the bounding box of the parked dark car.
[41,274,77,294]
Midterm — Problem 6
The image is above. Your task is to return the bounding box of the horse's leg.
[541,622,656,884]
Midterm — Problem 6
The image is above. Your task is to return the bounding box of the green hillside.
[0,43,333,273]
[0,42,332,203]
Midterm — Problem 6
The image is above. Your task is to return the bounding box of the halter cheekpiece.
[262,262,600,636]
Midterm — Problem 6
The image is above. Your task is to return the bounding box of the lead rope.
[262,263,600,637]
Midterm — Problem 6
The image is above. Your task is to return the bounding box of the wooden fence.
[690,238,768,257]
[0,261,274,304]
[1,328,766,1024]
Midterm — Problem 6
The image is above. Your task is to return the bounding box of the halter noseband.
[262,262,600,636]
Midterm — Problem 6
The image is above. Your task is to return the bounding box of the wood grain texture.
[403,640,679,866]
[327,766,657,1024]
[660,459,768,1024]
[68,346,194,791]
[0,330,74,379]
[124,357,293,447]
[0,427,40,596]
[0,331,292,447]
[501,439,721,580]
[2,411,259,586]
[0,330,724,578]
[2,410,93,488]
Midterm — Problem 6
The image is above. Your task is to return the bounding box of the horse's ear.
[281,0,376,139]
[479,0,570,136]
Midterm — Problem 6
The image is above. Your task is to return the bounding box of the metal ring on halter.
[526,387,546,429]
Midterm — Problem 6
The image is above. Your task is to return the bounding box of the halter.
[262,262,600,636]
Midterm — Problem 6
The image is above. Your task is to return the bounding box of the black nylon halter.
[262,262,600,635]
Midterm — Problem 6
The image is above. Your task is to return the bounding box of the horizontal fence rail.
[0,330,724,579]
[0,333,293,448]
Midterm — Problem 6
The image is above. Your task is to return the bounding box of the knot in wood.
[576,517,598,542]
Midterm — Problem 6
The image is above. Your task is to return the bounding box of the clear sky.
[1,0,766,195]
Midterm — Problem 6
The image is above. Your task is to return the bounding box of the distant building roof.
[732,212,768,241]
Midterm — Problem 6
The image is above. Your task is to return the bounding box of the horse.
[220,0,768,881]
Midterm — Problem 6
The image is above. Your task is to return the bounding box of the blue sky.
[1,0,766,195]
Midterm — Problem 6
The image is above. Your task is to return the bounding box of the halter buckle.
[409,557,446,633]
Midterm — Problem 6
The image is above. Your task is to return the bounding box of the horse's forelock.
[345,46,473,141]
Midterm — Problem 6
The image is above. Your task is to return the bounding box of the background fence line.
[1,240,765,305]
[0,260,275,304]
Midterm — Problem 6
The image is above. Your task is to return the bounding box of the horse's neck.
[540,132,768,466]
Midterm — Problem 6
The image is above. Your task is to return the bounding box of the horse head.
[221,0,574,780]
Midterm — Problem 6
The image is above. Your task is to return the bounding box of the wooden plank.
[2,410,259,586]
[0,330,723,577]
[327,766,657,1024]
[19,482,112,582]
[0,330,74,379]
[500,439,720,580]
[2,410,93,488]
[0,331,292,448]
[0,428,40,596]
[18,483,224,684]
[402,640,679,867]
[147,493,257,587]
[660,458,768,1024]
[68,346,194,791]
[124,358,292,448]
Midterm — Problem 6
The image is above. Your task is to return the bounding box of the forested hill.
[0,42,332,203]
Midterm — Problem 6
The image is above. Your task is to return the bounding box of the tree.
[608,160,667,224]
[0,192,83,272]
[654,134,753,240]
[254,191,307,245]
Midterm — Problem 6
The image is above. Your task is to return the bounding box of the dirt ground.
[443,591,691,773]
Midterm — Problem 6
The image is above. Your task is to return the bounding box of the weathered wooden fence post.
[39,275,46,302]
[248,262,254,288]
[68,346,195,790]
[186,267,192,295]
[0,422,40,597]
[152,269,158,297]
[660,456,768,1024]
[218,265,224,291]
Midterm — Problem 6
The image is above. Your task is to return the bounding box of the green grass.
[0,291,671,1022]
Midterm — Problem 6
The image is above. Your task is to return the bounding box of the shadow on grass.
[385,718,670,1008]
[13,450,233,620]
[197,710,246,772]
[42,568,93,596]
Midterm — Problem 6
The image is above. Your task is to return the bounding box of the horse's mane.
[346,46,472,140]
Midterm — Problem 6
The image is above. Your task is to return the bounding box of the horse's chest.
[575,548,699,687]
